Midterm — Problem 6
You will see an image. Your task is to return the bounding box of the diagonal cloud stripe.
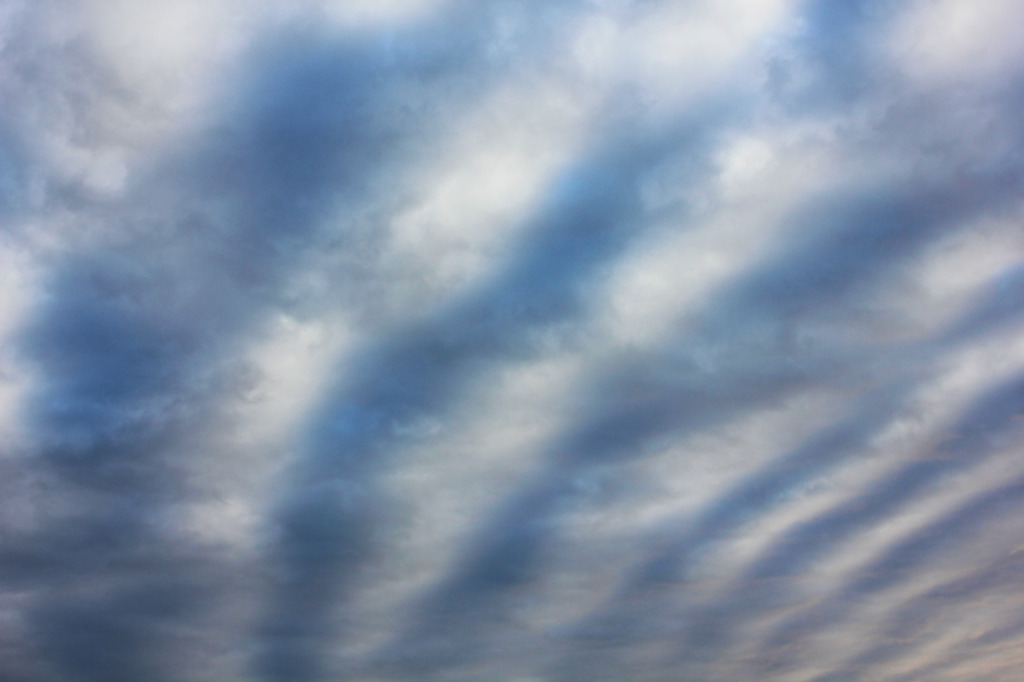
[2,1,1024,682]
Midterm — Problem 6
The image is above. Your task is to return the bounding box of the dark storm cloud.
[3,1,1024,681]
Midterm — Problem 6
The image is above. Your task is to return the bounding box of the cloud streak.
[2,1,1024,681]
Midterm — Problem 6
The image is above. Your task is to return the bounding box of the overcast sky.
[2,1,1024,681]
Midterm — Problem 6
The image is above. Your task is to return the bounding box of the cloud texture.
[2,1,1024,680]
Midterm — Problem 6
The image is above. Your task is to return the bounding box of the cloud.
[2,1,1024,681]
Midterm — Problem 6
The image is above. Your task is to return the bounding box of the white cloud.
[891,0,1024,84]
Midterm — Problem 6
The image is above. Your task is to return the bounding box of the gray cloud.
[2,1,1024,681]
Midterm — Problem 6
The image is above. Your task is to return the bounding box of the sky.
[1,1,1024,681]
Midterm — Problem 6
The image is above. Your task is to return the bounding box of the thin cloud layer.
[2,1,1024,681]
